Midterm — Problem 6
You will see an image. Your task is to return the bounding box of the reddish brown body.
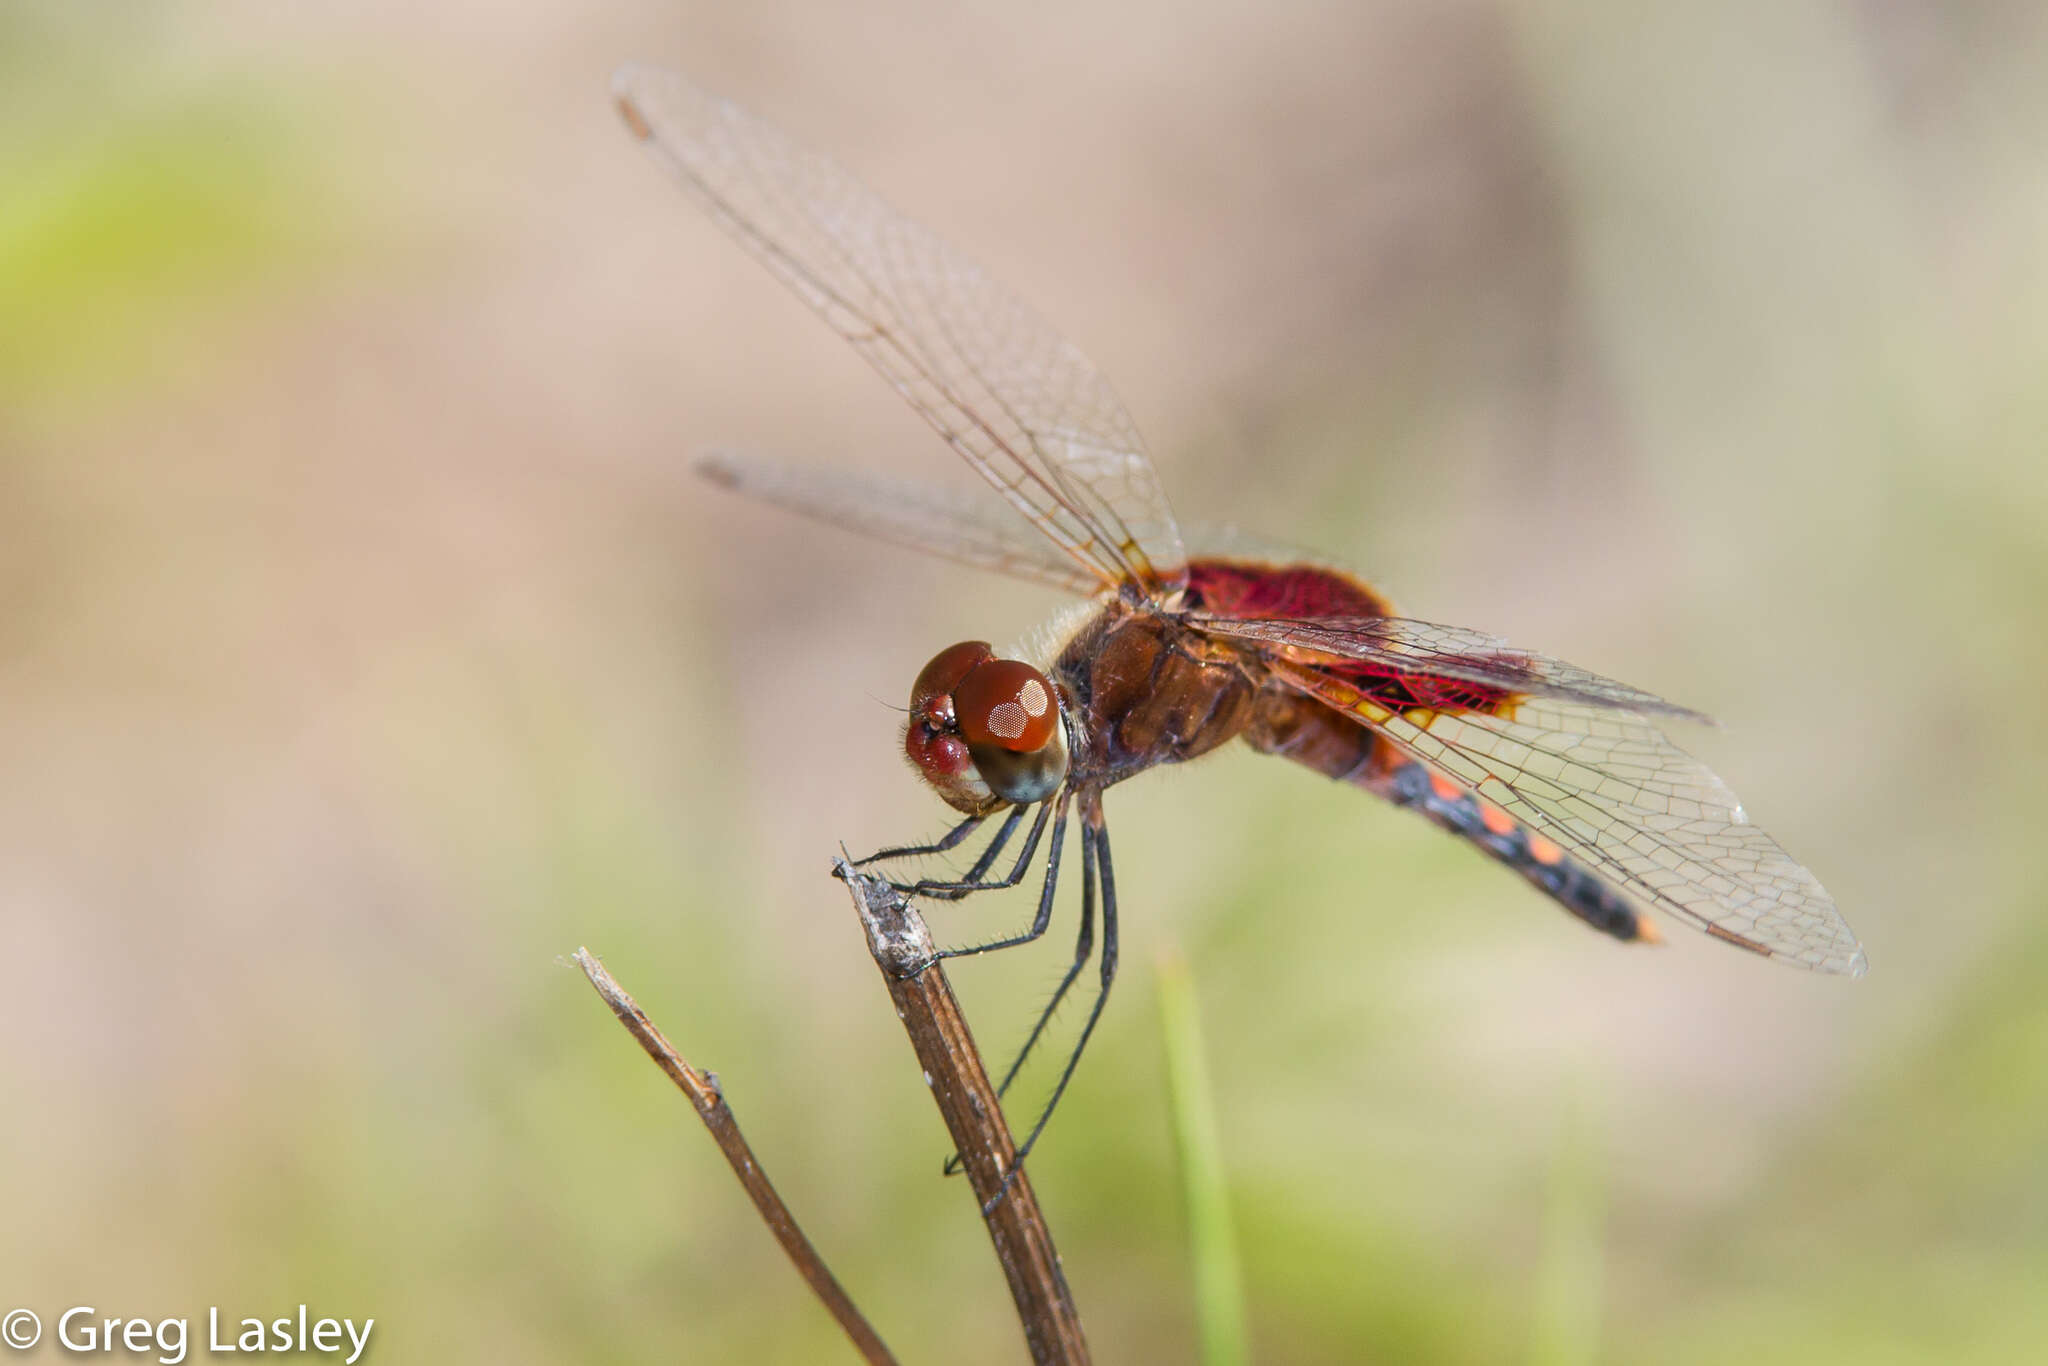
[1050,558,1405,787]
[1053,558,1421,790]
[1047,559,1646,943]
[1052,599,1256,786]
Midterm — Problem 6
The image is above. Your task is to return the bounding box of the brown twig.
[834,860,1092,1366]
[572,947,897,1366]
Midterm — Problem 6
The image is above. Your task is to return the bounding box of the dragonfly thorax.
[905,641,1071,814]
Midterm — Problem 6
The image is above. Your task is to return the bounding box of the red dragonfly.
[614,66,1866,1159]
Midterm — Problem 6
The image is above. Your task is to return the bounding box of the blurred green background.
[4,3,2045,1362]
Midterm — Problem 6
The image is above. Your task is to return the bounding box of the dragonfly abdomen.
[1375,760,1650,944]
[1244,684,1655,945]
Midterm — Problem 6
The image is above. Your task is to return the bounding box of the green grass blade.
[1157,951,1250,1366]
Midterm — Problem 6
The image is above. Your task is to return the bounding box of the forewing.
[1190,614,1713,722]
[1270,660,1867,975]
[615,65,1187,596]
[696,449,1105,596]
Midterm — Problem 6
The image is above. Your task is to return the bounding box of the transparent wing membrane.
[616,65,1186,596]
[1272,661,1867,975]
[695,450,1105,596]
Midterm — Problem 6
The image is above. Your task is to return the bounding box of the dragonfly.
[613,64,1867,1167]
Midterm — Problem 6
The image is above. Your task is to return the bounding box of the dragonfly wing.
[1269,659,1867,975]
[696,449,1105,596]
[1191,614,1713,722]
[616,65,1187,597]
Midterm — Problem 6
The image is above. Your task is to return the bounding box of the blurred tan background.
[4,2,2046,1362]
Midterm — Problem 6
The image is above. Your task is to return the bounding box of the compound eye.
[953,659,1060,753]
[910,641,994,723]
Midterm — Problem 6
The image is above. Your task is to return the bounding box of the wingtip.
[692,448,742,489]
[1811,943,1870,978]
[1658,700,1722,728]
[609,61,658,96]
[610,64,657,140]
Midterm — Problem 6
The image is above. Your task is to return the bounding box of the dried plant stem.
[835,860,1092,1366]
[572,947,897,1366]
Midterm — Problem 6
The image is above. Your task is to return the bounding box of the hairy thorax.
[1051,600,1257,787]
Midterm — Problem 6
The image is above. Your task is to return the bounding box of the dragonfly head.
[905,641,1070,814]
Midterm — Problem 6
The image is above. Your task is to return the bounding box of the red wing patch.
[1189,609,1713,722]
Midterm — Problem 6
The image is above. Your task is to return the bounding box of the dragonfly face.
[612,62,1867,1172]
[906,642,1070,815]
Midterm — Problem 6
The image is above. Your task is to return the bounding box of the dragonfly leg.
[852,810,989,867]
[938,792,1084,1178]
[897,800,1053,901]
[933,794,1072,960]
[853,805,1031,901]
[983,826,1096,1101]
[979,799,1119,1213]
